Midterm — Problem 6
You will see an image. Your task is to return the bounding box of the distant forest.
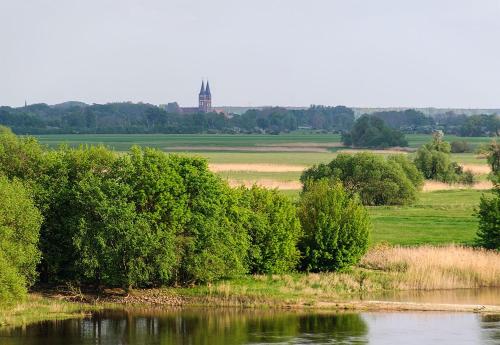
[0,102,498,136]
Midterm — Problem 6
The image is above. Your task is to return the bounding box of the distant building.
[198,80,212,113]
[160,80,214,114]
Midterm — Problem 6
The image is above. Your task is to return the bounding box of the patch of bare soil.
[166,146,329,152]
[423,181,493,192]
[460,164,491,175]
[228,179,302,190]
[209,163,307,172]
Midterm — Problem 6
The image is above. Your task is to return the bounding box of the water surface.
[1,308,499,345]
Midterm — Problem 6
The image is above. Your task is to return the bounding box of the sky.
[1,0,500,108]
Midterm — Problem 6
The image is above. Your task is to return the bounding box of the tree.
[476,139,500,249]
[301,153,422,205]
[238,186,302,274]
[297,180,370,272]
[476,192,500,249]
[342,115,408,148]
[0,176,42,302]
[414,131,473,184]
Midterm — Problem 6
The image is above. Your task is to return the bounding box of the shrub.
[414,133,474,184]
[476,191,500,250]
[341,115,408,148]
[301,153,421,205]
[238,186,302,274]
[41,146,251,287]
[297,180,370,272]
[0,176,42,303]
[450,140,471,153]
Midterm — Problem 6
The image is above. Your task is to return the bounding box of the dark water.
[1,309,499,345]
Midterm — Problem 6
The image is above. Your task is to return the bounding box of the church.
[162,80,214,114]
[198,80,212,113]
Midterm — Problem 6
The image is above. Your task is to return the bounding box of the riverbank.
[1,245,499,327]
[0,294,102,328]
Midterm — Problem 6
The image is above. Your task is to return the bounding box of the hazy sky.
[1,0,500,108]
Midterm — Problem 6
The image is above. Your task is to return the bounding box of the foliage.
[372,109,434,132]
[238,186,302,274]
[39,147,251,287]
[476,190,500,250]
[476,140,500,250]
[0,103,354,134]
[459,114,499,137]
[480,140,500,176]
[342,115,408,148]
[0,129,252,288]
[297,180,370,272]
[0,176,42,303]
[450,140,471,153]
[301,153,421,205]
[414,132,474,184]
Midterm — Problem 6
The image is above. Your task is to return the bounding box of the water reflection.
[363,287,500,306]
[0,309,498,345]
[0,309,368,345]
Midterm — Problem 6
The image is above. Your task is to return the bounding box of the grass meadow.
[35,133,495,150]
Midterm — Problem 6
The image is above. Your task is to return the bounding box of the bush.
[0,176,42,303]
[301,153,422,205]
[476,191,500,249]
[238,186,302,274]
[39,146,251,287]
[414,133,474,184]
[297,180,370,272]
[341,115,408,148]
[450,140,471,153]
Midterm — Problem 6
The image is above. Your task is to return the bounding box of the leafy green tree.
[238,186,302,274]
[387,154,424,190]
[301,153,421,205]
[0,176,42,302]
[414,131,473,184]
[476,191,500,250]
[476,140,500,249]
[450,140,471,153]
[342,115,408,148]
[153,152,250,284]
[297,180,370,272]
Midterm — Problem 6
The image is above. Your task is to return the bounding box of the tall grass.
[0,294,101,327]
[360,244,500,290]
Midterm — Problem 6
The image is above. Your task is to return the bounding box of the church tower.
[198,80,212,113]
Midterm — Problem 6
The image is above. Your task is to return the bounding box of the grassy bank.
[89,245,500,308]
[2,245,498,328]
[0,294,101,328]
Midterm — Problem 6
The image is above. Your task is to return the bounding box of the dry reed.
[360,244,500,290]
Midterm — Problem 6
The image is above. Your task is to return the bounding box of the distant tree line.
[1,102,497,136]
[0,103,355,134]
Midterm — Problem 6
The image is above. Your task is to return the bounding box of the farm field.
[33,133,493,247]
[35,133,495,150]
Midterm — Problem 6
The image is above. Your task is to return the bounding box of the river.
[1,308,499,345]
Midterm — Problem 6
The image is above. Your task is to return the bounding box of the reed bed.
[360,244,500,290]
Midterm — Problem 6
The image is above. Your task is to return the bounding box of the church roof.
[199,81,205,95]
[205,81,211,96]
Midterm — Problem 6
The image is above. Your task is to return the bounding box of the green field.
[35,133,495,151]
[281,189,488,246]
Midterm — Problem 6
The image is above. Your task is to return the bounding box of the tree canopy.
[297,180,370,272]
[301,153,422,206]
[342,115,408,148]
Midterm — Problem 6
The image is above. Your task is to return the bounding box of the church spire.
[199,80,205,95]
[205,80,211,96]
